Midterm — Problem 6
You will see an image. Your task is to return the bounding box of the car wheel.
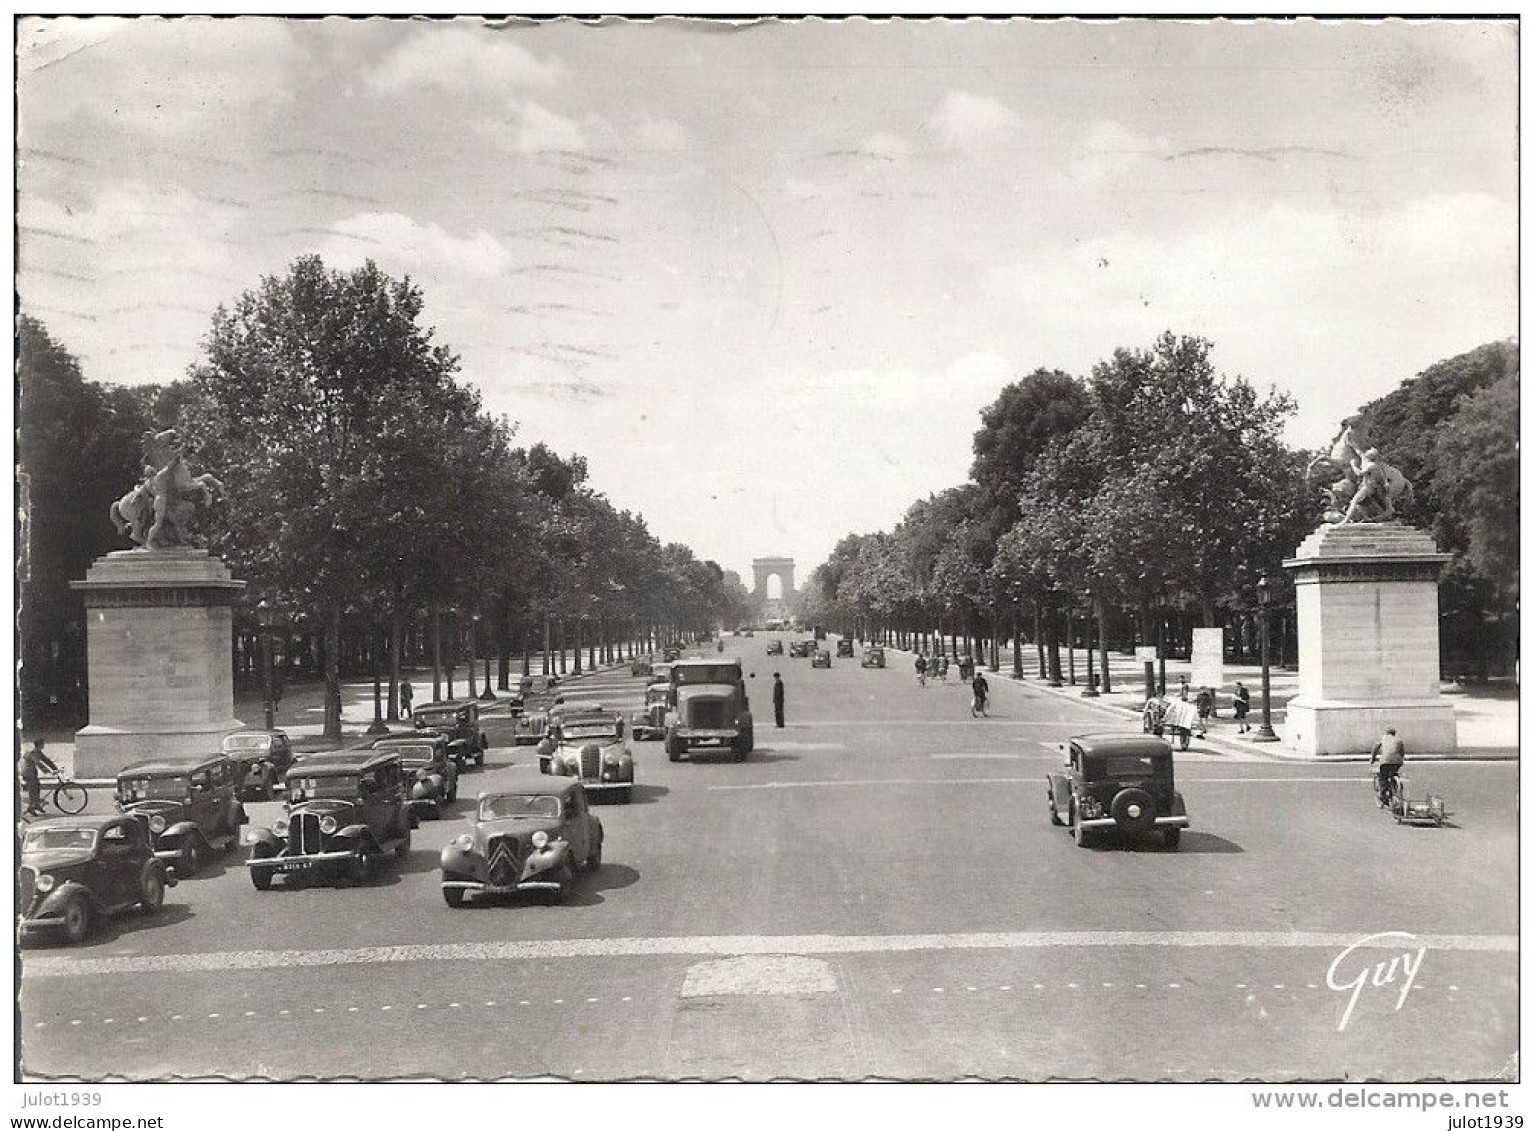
[347,845,375,884]
[1163,828,1181,850]
[442,885,466,909]
[1048,792,1063,826]
[666,729,683,762]
[587,834,603,871]
[179,838,202,877]
[61,894,92,944]
[395,826,412,859]
[249,845,274,890]
[548,864,575,904]
[140,868,165,914]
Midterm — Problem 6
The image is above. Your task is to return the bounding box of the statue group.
[1306,416,1415,525]
[109,428,223,550]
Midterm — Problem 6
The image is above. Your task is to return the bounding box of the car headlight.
[531,830,549,849]
[148,814,167,834]
[415,768,429,781]
[34,874,54,893]
[454,834,474,851]
[273,818,289,837]
[319,815,338,835]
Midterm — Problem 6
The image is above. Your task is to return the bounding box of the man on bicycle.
[971,671,990,717]
[1370,726,1406,805]
[20,738,59,817]
[914,653,928,686]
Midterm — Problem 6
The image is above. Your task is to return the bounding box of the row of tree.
[799,333,1518,682]
[19,256,758,736]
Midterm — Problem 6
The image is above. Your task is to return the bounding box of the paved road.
[19,634,1518,1080]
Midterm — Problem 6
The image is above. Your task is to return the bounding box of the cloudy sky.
[17,17,1517,581]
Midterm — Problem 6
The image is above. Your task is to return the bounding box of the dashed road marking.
[23,929,1515,979]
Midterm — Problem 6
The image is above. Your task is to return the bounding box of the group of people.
[1170,679,1254,736]
[912,653,989,716]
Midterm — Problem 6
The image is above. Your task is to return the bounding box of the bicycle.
[1372,765,1403,810]
[28,775,89,816]
[970,694,988,718]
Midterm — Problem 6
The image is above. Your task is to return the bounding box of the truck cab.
[664,657,755,763]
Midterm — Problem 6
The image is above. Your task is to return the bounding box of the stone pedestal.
[70,549,246,779]
[1283,523,1456,757]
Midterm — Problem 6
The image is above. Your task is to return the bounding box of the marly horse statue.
[1306,417,1415,525]
[108,429,223,550]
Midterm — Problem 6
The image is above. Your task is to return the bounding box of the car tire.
[179,838,202,877]
[61,894,92,944]
[549,864,575,905]
[1048,792,1063,826]
[587,834,603,871]
[140,867,165,914]
[249,844,275,890]
[442,885,466,909]
[1163,828,1181,850]
[666,729,683,762]
[347,845,375,884]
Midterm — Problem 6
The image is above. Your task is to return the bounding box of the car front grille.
[690,700,725,729]
[487,836,523,887]
[289,812,325,855]
[18,866,36,909]
[581,746,602,779]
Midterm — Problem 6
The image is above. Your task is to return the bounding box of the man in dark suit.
[772,672,785,728]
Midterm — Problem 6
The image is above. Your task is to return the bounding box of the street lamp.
[1081,589,1099,697]
[1254,574,1280,742]
[256,599,275,731]
[477,612,496,700]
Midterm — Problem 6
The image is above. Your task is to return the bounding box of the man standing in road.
[772,672,785,728]
[20,738,59,817]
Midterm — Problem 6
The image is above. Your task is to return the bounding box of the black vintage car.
[220,729,296,800]
[836,638,855,658]
[371,733,458,819]
[412,700,487,770]
[766,639,784,656]
[1046,733,1190,849]
[20,815,178,944]
[245,750,413,888]
[788,640,815,658]
[439,779,604,907]
[116,754,248,876]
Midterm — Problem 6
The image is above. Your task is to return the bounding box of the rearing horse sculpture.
[1305,416,1415,525]
[108,429,223,550]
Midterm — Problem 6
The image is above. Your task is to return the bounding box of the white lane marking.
[758,742,847,751]
[22,929,1516,979]
[930,753,1044,761]
[709,777,1037,791]
[681,954,836,997]
[796,720,1053,727]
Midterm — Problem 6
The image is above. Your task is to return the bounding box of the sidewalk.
[867,638,1516,762]
[31,655,634,785]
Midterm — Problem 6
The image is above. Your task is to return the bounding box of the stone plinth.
[1283,523,1456,757]
[70,549,246,778]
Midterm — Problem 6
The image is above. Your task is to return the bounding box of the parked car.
[664,657,754,762]
[513,710,551,747]
[19,815,177,944]
[631,677,673,741]
[371,734,458,819]
[440,780,604,907]
[631,657,654,678]
[766,639,784,656]
[861,646,886,669]
[662,645,682,663]
[811,649,832,669]
[221,729,295,800]
[788,641,814,658]
[115,754,248,875]
[412,700,487,770]
[1046,733,1190,849]
[538,709,635,802]
[836,639,855,658]
[245,751,412,888]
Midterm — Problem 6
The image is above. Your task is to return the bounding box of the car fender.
[246,826,282,852]
[1169,791,1187,818]
[440,842,482,877]
[163,819,199,841]
[738,706,753,728]
[335,824,373,841]
[522,840,571,878]
[37,879,100,916]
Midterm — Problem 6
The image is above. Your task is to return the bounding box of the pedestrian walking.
[400,679,414,718]
[1178,677,1190,701]
[1233,681,1252,733]
[970,671,989,717]
[20,738,59,816]
[915,653,928,687]
[938,655,950,682]
[1194,686,1214,738]
[772,672,785,728]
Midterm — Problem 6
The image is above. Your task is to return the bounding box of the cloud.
[516,102,588,153]
[1071,119,1168,185]
[934,91,1019,147]
[982,193,1516,443]
[365,25,561,95]
[863,131,913,160]
[637,118,687,151]
[316,211,513,280]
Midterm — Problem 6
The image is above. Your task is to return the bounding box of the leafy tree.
[1432,372,1519,606]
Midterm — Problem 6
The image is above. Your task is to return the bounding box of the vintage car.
[537,709,635,802]
[861,646,887,669]
[788,640,815,658]
[20,816,177,944]
[220,729,296,800]
[836,638,855,658]
[411,700,487,770]
[513,710,551,747]
[245,750,413,888]
[115,754,248,876]
[1046,733,1190,849]
[630,677,673,741]
[811,649,832,669]
[440,779,603,906]
[630,657,654,678]
[662,645,682,663]
[766,639,784,656]
[664,657,754,762]
[371,734,458,818]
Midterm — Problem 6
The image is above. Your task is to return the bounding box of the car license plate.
[277,860,312,872]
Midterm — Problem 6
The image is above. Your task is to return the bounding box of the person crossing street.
[772,672,785,728]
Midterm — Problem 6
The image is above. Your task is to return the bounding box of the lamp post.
[478,612,496,700]
[1066,604,1076,685]
[257,599,275,731]
[1081,589,1099,697]
[366,615,389,736]
[1254,574,1280,742]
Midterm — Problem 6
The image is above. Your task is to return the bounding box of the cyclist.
[1370,726,1406,806]
[970,671,990,718]
[20,738,59,817]
[915,653,928,687]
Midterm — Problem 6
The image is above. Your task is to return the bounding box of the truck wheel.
[666,729,683,762]
[395,826,412,859]
[61,894,92,944]
[442,886,466,909]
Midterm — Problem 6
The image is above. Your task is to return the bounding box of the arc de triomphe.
[752,557,795,615]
